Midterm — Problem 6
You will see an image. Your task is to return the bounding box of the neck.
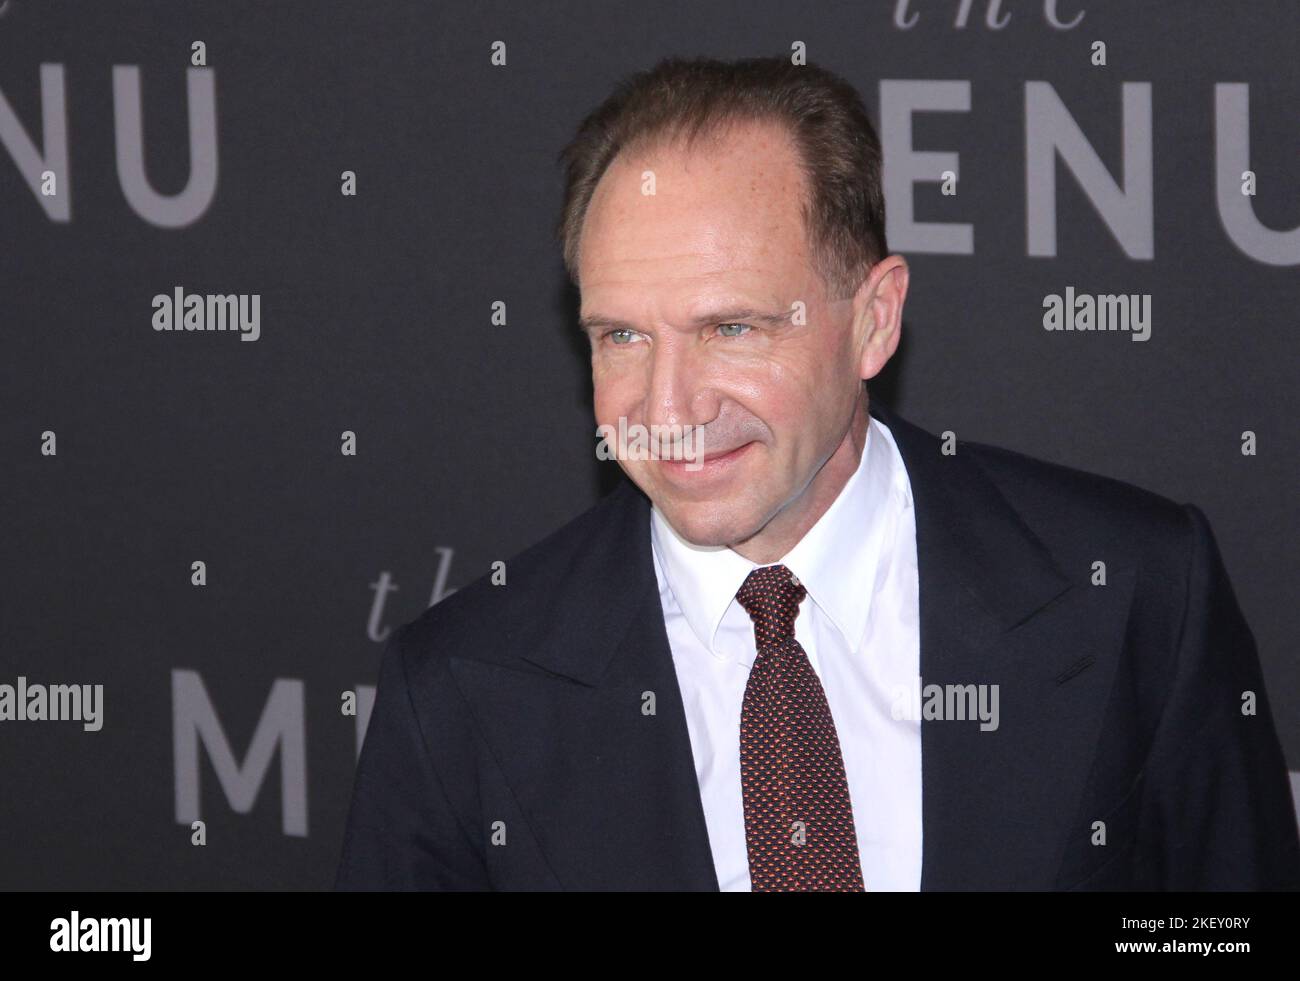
[730,389,871,564]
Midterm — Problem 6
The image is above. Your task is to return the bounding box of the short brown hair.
[555,55,888,300]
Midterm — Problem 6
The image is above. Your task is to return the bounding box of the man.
[336,56,1300,890]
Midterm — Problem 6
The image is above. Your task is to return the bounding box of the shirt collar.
[650,415,905,655]
[650,501,754,656]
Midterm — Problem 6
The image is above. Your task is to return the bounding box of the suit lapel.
[448,479,720,890]
[870,398,1135,889]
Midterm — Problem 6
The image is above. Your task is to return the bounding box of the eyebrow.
[578,307,793,334]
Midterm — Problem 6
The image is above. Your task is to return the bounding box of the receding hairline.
[575,114,819,280]
[557,56,889,301]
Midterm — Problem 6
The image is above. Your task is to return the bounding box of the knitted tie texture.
[736,563,865,891]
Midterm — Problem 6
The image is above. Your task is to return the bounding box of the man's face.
[577,120,869,549]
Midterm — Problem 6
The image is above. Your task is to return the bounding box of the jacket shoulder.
[388,478,643,670]
[958,437,1197,569]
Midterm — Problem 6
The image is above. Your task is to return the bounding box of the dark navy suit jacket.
[336,398,1300,890]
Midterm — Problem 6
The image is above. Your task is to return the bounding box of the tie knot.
[736,564,806,648]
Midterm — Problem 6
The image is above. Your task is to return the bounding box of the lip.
[659,440,756,476]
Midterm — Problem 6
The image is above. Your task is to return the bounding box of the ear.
[851,255,909,381]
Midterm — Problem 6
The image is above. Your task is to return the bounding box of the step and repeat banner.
[2,0,1297,888]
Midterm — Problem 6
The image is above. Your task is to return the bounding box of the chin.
[656,499,762,549]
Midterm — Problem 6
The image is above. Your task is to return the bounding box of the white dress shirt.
[650,414,922,891]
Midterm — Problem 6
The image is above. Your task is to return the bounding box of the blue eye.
[608,328,636,344]
[717,323,751,337]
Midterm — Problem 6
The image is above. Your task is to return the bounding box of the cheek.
[813,320,854,366]
[755,342,834,407]
[592,362,638,421]
[750,342,852,443]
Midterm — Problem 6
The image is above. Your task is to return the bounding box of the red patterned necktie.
[737,563,865,891]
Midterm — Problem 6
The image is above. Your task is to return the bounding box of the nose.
[643,336,717,431]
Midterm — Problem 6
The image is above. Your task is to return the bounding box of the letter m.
[172,670,307,836]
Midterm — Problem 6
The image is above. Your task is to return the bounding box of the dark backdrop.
[2,0,1297,888]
